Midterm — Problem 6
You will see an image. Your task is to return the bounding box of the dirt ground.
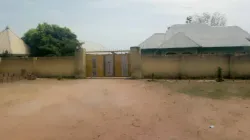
[0,79,250,140]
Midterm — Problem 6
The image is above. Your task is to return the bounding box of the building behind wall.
[0,26,30,56]
[139,24,250,55]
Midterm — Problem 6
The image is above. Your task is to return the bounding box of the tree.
[186,16,192,24]
[186,12,227,26]
[22,23,83,57]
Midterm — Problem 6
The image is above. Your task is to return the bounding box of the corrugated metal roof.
[160,32,200,48]
[164,24,250,48]
[139,33,165,49]
[0,27,29,55]
[140,24,250,49]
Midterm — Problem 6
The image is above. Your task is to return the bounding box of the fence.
[0,48,86,79]
[1,47,250,80]
[131,47,250,79]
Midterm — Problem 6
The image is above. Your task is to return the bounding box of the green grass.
[159,80,250,99]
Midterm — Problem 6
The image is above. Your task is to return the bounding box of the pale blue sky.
[0,0,249,49]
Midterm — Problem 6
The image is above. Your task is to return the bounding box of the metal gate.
[104,55,114,76]
[121,54,129,77]
[86,50,130,77]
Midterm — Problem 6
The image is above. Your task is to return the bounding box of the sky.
[0,0,249,49]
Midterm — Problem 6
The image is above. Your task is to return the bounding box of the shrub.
[216,67,224,82]
[57,76,63,80]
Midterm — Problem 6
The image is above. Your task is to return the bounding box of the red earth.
[0,79,250,140]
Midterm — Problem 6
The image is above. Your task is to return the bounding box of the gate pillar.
[130,47,143,79]
[75,48,86,78]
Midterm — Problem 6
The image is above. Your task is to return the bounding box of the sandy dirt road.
[0,79,250,140]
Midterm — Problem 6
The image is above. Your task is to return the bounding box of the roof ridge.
[6,29,13,53]
[7,28,24,42]
[139,33,166,48]
[0,28,7,34]
[138,33,155,47]
[160,32,202,48]
[179,32,202,47]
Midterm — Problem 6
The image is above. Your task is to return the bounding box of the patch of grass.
[160,80,250,99]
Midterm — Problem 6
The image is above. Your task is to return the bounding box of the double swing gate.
[86,50,131,77]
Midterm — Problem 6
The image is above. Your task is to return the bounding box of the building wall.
[141,46,249,55]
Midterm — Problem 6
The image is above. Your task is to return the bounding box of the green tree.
[22,23,83,57]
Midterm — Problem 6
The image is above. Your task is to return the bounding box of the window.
[165,52,177,55]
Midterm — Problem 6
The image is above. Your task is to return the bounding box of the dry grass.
[159,80,250,99]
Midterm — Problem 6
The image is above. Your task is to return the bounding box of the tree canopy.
[186,12,227,26]
[22,23,83,57]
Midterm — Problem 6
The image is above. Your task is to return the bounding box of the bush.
[216,67,224,82]
[57,76,63,80]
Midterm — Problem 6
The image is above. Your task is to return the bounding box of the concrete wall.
[34,57,75,77]
[140,54,250,79]
[0,57,34,74]
[231,55,250,78]
[129,47,250,79]
[142,55,180,78]
[0,48,86,78]
[142,55,231,78]
[130,47,142,78]
[180,55,229,78]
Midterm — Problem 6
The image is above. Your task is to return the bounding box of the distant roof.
[140,24,250,49]
[81,41,106,51]
[81,41,129,54]
[0,27,29,55]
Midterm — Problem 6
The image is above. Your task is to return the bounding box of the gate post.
[74,48,86,78]
[130,46,143,79]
